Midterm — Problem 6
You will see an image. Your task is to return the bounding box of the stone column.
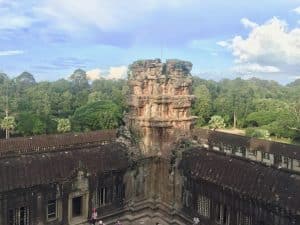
[35,192,44,225]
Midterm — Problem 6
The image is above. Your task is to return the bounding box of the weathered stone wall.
[126,59,196,157]
[0,170,127,225]
[180,148,300,225]
[121,156,187,225]
[124,157,182,206]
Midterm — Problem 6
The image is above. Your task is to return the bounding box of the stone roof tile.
[0,143,128,192]
[0,130,116,157]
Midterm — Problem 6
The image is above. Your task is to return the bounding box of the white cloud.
[86,69,102,81]
[241,18,258,29]
[232,63,280,74]
[0,50,24,56]
[36,0,193,32]
[86,66,127,80]
[289,76,300,80]
[293,6,300,14]
[187,40,222,57]
[0,15,33,30]
[107,66,127,80]
[218,17,300,75]
[217,41,230,47]
[0,0,34,30]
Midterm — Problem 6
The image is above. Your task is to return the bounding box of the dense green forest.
[0,69,127,138]
[0,69,299,144]
[192,77,300,144]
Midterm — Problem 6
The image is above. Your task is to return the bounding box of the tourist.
[98,220,105,225]
[91,208,97,225]
[193,217,200,225]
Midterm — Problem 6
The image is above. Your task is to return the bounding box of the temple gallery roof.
[193,129,300,160]
[0,143,128,192]
[0,130,116,158]
[180,148,300,214]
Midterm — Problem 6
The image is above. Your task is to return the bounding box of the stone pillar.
[0,195,3,225]
[61,192,69,225]
[36,192,44,225]
[126,59,196,158]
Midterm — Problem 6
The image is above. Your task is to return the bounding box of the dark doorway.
[72,196,82,217]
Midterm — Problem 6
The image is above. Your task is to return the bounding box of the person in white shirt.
[91,208,97,225]
[193,217,200,225]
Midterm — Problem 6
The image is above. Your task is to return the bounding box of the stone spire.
[126,59,196,157]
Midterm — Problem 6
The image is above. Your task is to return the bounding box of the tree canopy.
[208,115,226,131]
[0,69,127,138]
[0,69,299,144]
[192,77,300,143]
[72,100,122,131]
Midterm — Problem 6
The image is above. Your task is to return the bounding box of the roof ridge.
[0,130,116,158]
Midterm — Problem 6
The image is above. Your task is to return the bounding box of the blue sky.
[0,0,300,83]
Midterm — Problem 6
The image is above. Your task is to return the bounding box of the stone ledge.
[98,199,191,225]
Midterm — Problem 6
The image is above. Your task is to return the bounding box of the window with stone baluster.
[197,194,210,218]
[8,206,30,225]
[237,211,252,225]
[47,199,57,221]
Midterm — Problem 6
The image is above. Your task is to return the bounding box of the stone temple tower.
[126,59,196,157]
